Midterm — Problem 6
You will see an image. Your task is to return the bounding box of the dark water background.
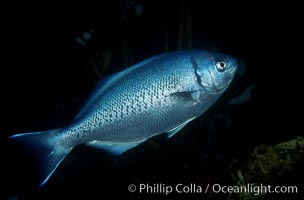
[1,1,303,199]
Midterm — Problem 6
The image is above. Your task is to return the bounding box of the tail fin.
[9,129,72,187]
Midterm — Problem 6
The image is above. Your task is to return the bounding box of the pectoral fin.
[190,91,205,102]
[86,139,146,155]
[166,117,196,138]
[171,90,206,102]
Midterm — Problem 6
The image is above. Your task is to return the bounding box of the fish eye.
[215,59,227,72]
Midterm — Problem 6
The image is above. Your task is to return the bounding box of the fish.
[9,49,238,186]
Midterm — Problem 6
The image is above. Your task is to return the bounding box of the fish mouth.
[232,65,238,75]
[230,61,239,75]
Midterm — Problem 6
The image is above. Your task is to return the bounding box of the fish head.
[194,52,238,94]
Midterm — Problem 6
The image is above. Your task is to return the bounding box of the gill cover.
[193,52,238,94]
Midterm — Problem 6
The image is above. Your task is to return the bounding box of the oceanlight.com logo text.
[128,183,298,196]
[211,183,298,196]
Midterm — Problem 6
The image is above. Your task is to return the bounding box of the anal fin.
[166,117,195,138]
[86,139,146,155]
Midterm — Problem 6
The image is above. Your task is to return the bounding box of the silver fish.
[10,50,238,186]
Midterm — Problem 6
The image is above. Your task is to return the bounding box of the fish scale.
[9,49,238,186]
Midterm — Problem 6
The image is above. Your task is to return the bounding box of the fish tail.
[9,129,72,187]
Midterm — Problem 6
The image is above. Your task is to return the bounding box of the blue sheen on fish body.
[9,50,238,186]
